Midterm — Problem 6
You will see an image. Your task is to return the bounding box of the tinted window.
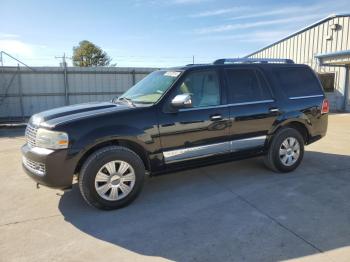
[225,69,272,103]
[273,67,322,97]
[318,73,335,92]
[121,70,181,104]
[175,71,220,107]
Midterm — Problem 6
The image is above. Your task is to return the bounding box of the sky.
[1,0,349,67]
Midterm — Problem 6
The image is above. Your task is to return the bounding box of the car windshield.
[119,70,182,104]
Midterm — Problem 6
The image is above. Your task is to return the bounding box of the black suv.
[22,58,329,210]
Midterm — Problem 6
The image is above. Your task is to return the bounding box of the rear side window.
[225,69,272,104]
[273,67,322,98]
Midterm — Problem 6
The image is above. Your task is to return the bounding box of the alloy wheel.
[94,160,136,201]
[279,137,300,166]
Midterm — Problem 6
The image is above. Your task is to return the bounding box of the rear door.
[224,67,279,152]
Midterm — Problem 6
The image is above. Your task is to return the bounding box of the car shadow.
[58,151,350,261]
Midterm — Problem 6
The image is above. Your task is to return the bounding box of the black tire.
[79,146,145,210]
[264,127,304,173]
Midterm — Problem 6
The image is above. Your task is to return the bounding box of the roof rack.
[185,63,210,66]
[213,58,294,65]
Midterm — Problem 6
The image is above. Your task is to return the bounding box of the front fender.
[72,124,156,153]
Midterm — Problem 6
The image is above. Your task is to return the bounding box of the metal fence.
[0,66,157,121]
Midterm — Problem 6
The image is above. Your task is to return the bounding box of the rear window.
[273,67,323,98]
[225,69,272,103]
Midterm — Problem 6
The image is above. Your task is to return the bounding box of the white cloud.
[196,30,291,43]
[0,39,58,66]
[173,0,207,4]
[227,4,329,21]
[0,33,20,38]
[194,14,325,34]
[191,1,349,20]
[190,7,249,18]
[133,0,208,5]
[0,39,34,57]
[197,30,290,42]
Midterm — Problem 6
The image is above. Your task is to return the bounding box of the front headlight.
[36,128,69,149]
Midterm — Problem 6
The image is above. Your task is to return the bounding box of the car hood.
[29,101,130,128]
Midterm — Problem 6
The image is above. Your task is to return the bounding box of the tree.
[73,40,112,67]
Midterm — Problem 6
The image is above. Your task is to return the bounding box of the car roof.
[166,63,309,72]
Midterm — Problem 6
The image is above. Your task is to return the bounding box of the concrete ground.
[0,114,350,262]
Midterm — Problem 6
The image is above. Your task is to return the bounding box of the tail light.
[321,98,329,114]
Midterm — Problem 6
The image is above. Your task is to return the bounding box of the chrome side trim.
[163,141,230,163]
[227,100,274,107]
[163,135,267,163]
[231,136,266,152]
[289,94,324,100]
[179,100,274,112]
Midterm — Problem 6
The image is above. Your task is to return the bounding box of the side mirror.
[171,94,192,108]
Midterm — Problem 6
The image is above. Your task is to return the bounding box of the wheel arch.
[74,139,151,175]
[271,119,310,144]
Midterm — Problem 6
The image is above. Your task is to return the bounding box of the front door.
[157,70,230,164]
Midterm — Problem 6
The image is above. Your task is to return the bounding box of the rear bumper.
[21,144,75,189]
[308,113,328,144]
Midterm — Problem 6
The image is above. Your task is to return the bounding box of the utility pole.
[0,51,3,67]
[55,53,71,67]
[55,53,71,106]
[192,55,195,64]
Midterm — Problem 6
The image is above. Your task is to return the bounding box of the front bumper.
[21,144,76,189]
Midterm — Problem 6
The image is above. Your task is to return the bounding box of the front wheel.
[264,127,304,172]
[79,146,145,210]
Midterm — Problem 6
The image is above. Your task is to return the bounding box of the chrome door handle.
[210,115,222,121]
[269,108,280,113]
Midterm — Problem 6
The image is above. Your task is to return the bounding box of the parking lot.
[0,114,349,262]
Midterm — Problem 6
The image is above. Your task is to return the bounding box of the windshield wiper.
[117,97,135,107]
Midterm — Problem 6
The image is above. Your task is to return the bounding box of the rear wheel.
[264,127,304,172]
[79,146,145,210]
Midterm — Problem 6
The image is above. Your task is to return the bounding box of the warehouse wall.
[248,15,350,111]
[347,67,350,111]
[0,66,156,120]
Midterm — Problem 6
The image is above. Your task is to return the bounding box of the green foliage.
[73,40,112,67]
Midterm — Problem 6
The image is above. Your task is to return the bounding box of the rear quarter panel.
[262,65,328,140]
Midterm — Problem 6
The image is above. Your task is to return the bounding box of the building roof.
[315,50,350,59]
[245,14,350,58]
[315,50,350,65]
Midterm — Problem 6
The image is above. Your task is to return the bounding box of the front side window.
[174,70,221,108]
[120,70,182,104]
[225,69,272,103]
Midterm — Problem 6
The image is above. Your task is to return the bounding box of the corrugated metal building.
[247,14,350,111]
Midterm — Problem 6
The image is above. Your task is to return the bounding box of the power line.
[55,53,72,67]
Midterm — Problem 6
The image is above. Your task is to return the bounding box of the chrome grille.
[22,157,46,176]
[25,124,38,148]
